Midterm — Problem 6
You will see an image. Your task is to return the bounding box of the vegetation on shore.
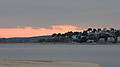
[51,28,120,43]
[0,28,120,44]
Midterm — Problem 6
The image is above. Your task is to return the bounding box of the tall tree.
[87,28,92,33]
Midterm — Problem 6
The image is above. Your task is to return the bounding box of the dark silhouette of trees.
[92,28,97,33]
[52,33,57,37]
[82,31,88,36]
[97,28,101,32]
[51,28,120,43]
[80,36,87,43]
[88,34,98,42]
[113,30,120,43]
[87,28,92,32]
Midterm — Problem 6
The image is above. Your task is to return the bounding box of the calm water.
[0,43,120,67]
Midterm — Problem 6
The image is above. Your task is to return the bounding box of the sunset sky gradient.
[0,25,82,38]
[0,0,120,38]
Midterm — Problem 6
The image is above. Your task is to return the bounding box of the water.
[0,43,120,67]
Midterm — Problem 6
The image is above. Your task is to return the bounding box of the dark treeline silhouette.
[0,28,120,44]
[51,28,120,43]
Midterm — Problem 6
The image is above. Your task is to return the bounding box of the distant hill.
[0,35,51,43]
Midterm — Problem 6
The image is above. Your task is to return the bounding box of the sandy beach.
[0,60,101,67]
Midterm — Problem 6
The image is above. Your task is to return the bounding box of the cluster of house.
[51,28,120,43]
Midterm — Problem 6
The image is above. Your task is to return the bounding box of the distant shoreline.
[0,42,120,45]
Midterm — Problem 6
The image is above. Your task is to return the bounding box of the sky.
[0,25,82,38]
[0,0,120,37]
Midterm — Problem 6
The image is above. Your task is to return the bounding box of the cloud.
[0,25,82,38]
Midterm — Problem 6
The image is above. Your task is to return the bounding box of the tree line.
[51,28,120,43]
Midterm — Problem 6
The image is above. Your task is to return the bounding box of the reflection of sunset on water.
[0,25,83,38]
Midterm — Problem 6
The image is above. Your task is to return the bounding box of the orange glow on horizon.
[0,25,83,38]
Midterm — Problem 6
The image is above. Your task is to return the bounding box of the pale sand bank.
[0,60,101,67]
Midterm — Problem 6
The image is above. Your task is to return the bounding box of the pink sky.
[0,25,83,38]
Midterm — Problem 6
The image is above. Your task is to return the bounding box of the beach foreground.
[0,60,101,67]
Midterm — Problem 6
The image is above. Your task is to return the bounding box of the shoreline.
[0,42,120,45]
[0,60,101,67]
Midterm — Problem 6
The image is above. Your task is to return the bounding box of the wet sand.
[0,60,101,67]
